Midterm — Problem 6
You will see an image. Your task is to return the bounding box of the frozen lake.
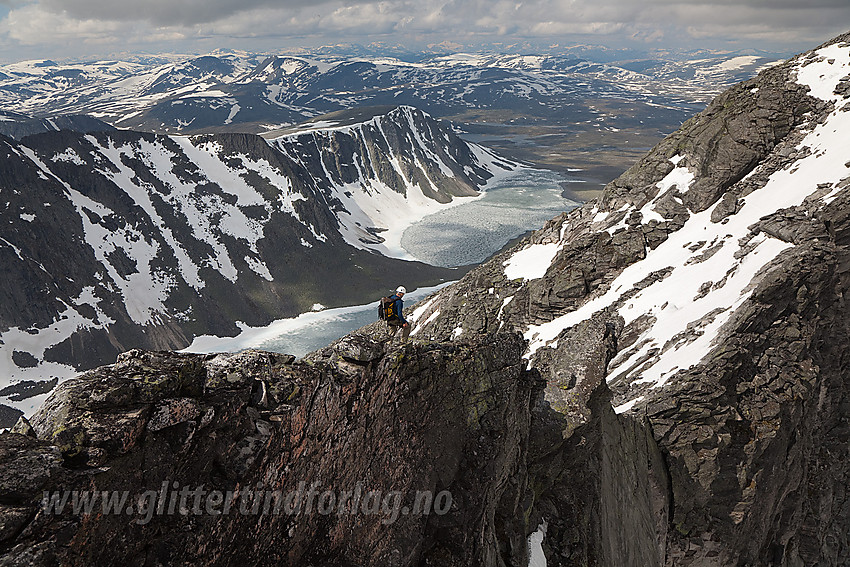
[186,168,581,357]
[402,168,580,267]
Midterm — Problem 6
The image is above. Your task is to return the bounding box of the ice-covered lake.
[402,168,580,267]
[186,168,581,357]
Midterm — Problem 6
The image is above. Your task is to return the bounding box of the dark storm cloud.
[17,0,850,40]
[1,0,848,61]
[38,0,358,26]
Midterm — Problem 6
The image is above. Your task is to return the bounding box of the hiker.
[387,286,411,342]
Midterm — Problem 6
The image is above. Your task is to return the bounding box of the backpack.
[378,295,398,323]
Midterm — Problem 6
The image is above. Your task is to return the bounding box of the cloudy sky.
[0,0,847,62]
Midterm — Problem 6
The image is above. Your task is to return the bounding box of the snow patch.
[614,397,644,414]
[224,103,241,125]
[0,286,113,417]
[410,297,437,323]
[528,521,548,567]
[656,157,695,194]
[497,295,514,323]
[504,242,561,281]
[411,310,439,336]
[244,255,273,281]
[51,148,86,165]
[716,56,760,72]
[796,43,850,103]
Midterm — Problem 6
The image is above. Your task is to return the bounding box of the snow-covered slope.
[0,105,506,423]
[0,49,780,135]
[408,35,850,412]
[267,106,513,257]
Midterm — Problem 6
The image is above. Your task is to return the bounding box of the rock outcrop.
[1,334,544,566]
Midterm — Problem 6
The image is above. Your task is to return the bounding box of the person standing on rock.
[388,286,411,342]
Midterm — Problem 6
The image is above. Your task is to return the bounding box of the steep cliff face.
[266,106,509,256]
[0,105,505,424]
[403,32,850,565]
[0,334,543,566]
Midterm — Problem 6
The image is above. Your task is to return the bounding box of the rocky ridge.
[1,334,544,566]
[1,32,849,567]
[0,110,114,140]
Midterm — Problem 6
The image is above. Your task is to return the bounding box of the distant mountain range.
[0,49,781,136]
[0,47,783,193]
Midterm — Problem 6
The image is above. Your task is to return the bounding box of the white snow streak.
[504,242,561,281]
[527,521,548,567]
[0,286,113,416]
[521,42,850,404]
